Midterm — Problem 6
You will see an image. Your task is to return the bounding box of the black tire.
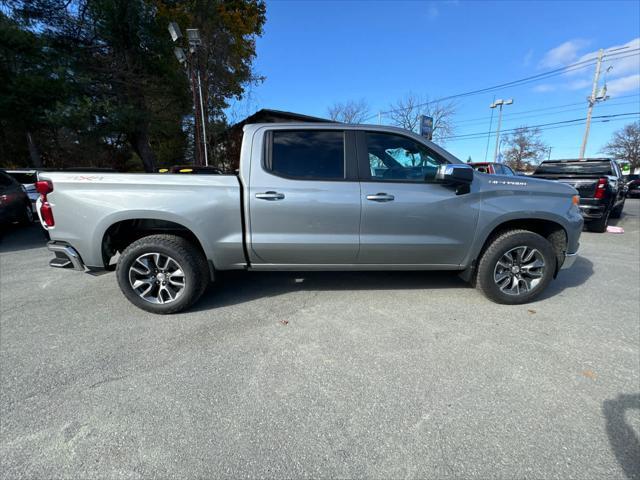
[610,200,624,219]
[587,210,609,233]
[476,229,556,305]
[116,234,210,314]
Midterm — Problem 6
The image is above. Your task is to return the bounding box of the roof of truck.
[540,158,612,163]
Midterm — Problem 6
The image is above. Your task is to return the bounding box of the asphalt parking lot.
[1,200,639,479]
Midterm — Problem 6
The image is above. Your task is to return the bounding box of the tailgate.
[532,175,598,198]
[557,178,598,198]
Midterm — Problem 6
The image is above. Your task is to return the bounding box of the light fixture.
[168,22,182,42]
[173,47,187,65]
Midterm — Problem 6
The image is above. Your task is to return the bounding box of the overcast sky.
[231,0,640,162]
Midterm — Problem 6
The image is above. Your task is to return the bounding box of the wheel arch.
[100,217,211,275]
[462,217,568,281]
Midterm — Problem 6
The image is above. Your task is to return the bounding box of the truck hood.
[476,173,578,196]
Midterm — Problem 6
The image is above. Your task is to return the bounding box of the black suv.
[0,169,34,228]
[532,158,626,232]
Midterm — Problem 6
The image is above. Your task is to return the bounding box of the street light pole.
[169,23,209,167]
[196,69,208,166]
[491,98,513,163]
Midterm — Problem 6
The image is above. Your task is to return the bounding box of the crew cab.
[531,158,626,232]
[37,124,583,314]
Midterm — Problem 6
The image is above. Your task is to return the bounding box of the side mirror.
[435,164,474,185]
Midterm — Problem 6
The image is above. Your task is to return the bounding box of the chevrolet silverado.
[37,123,583,313]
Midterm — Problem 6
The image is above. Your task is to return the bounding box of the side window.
[365,132,448,182]
[268,130,345,180]
[503,165,515,176]
[493,164,504,174]
[612,161,622,178]
[0,173,14,187]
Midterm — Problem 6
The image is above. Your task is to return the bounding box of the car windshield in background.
[535,161,612,175]
[7,172,37,184]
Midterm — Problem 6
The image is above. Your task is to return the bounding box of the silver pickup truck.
[37,123,583,313]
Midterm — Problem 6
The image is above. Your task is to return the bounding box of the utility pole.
[579,48,606,160]
[491,98,513,163]
[378,111,382,125]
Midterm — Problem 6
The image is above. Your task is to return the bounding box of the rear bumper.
[578,204,606,219]
[47,241,85,271]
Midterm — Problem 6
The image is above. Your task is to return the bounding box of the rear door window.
[267,130,345,180]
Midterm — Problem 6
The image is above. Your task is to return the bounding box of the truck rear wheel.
[116,234,209,314]
[610,200,624,219]
[476,230,556,305]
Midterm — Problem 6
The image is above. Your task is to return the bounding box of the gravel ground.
[1,200,639,479]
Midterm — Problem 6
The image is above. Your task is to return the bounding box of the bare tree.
[602,121,640,173]
[503,126,549,172]
[386,92,456,143]
[327,99,370,124]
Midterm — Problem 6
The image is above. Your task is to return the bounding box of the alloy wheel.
[128,252,186,304]
[493,245,545,296]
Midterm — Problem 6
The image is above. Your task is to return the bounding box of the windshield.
[7,172,37,184]
[535,161,612,175]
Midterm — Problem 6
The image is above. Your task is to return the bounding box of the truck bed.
[38,172,247,270]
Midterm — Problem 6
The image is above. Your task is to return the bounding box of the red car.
[468,162,516,176]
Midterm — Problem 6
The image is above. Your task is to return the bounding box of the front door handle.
[255,191,285,201]
[366,193,395,202]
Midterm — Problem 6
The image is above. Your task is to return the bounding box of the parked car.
[37,123,582,313]
[468,162,516,176]
[0,169,33,227]
[626,179,640,198]
[5,169,38,214]
[623,173,639,184]
[531,158,626,232]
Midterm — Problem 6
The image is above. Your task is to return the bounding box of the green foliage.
[0,0,266,171]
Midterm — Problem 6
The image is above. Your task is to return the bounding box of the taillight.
[36,180,55,227]
[40,202,55,227]
[594,178,607,199]
[36,180,53,195]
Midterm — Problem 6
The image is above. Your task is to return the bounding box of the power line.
[365,48,639,122]
[440,112,640,141]
[451,98,640,129]
[453,92,640,125]
[445,117,638,142]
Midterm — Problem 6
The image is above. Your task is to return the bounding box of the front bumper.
[561,247,579,270]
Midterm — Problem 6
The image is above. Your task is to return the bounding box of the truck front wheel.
[476,230,556,305]
[116,234,209,314]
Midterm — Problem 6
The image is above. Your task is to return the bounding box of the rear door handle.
[255,191,285,201]
[366,193,395,202]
